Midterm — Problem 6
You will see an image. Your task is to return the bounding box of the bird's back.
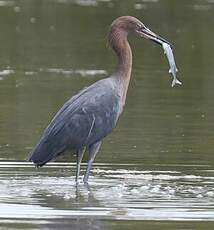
[29,78,121,166]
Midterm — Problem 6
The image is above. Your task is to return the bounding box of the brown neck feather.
[108,28,132,104]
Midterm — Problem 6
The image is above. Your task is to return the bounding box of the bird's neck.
[109,29,133,105]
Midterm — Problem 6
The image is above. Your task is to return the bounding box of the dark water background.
[0,0,214,229]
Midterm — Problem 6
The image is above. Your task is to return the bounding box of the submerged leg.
[83,141,102,183]
[75,147,85,183]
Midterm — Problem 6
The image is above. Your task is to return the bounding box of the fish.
[162,42,182,87]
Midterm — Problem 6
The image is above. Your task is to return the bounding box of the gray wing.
[29,78,120,166]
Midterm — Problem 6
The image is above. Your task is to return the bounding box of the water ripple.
[0,162,214,221]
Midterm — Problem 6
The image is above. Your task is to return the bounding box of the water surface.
[0,162,214,229]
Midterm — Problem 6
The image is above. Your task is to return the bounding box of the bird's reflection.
[75,182,98,205]
[35,182,107,230]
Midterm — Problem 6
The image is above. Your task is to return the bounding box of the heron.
[28,16,171,183]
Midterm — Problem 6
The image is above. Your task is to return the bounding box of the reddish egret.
[28,16,171,183]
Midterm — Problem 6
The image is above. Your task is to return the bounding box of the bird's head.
[109,16,172,46]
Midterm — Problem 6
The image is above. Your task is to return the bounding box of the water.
[1,162,214,229]
[0,0,214,229]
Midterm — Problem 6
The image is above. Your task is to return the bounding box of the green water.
[0,0,214,229]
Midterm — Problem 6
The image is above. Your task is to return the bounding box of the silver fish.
[162,42,182,87]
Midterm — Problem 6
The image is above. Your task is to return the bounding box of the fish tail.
[172,78,182,87]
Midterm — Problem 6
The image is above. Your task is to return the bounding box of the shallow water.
[1,0,214,229]
[0,162,214,229]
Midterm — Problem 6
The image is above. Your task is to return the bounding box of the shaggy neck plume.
[108,27,132,105]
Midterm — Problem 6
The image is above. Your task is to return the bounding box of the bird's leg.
[75,147,85,183]
[83,141,102,183]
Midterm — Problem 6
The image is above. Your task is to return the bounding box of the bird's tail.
[28,139,66,167]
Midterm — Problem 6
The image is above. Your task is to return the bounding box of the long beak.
[140,27,173,47]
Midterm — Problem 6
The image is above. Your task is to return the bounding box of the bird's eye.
[136,25,144,32]
[137,24,142,28]
[137,24,145,32]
